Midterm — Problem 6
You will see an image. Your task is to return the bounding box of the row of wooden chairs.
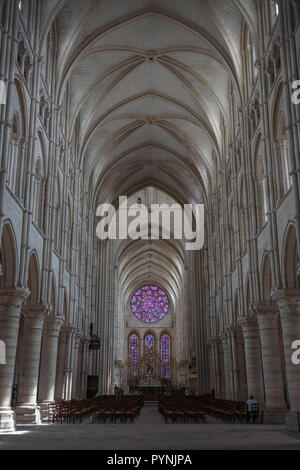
[92,397,143,424]
[48,396,144,425]
[48,399,96,424]
[203,399,261,424]
[159,398,207,424]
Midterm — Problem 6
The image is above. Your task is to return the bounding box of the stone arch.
[0,221,18,288]
[245,276,251,316]
[228,199,235,271]
[63,289,68,323]
[233,291,239,324]
[51,274,57,314]
[27,251,41,305]
[239,179,247,254]
[14,77,27,137]
[54,174,61,252]
[282,223,300,289]
[254,133,267,231]
[260,252,273,304]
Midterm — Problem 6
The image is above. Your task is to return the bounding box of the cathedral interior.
[1,0,300,451]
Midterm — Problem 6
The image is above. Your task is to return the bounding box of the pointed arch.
[63,289,68,322]
[51,274,57,314]
[0,221,18,288]
[233,291,239,324]
[128,332,139,378]
[282,223,300,289]
[27,251,41,305]
[260,252,273,304]
[160,332,171,379]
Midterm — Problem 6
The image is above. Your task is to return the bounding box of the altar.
[138,385,164,395]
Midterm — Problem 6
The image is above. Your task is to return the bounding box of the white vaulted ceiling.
[40,0,258,206]
[40,0,258,298]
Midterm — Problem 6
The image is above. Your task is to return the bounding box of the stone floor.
[0,404,300,450]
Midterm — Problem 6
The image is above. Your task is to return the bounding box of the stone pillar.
[272,290,300,431]
[255,305,287,423]
[228,328,239,401]
[240,318,264,404]
[207,341,214,393]
[38,315,63,404]
[212,339,221,398]
[0,288,28,431]
[15,305,46,423]
[61,326,76,401]
[221,334,232,399]
[79,339,89,399]
[236,330,248,401]
[71,333,82,399]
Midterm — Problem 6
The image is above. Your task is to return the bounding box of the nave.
[1,0,300,443]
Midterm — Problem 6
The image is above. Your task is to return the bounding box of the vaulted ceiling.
[40,0,258,207]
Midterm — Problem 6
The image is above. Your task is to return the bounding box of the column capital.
[43,315,64,336]
[80,337,90,346]
[271,288,300,306]
[227,325,241,336]
[22,304,48,320]
[252,303,279,315]
[211,337,222,346]
[0,287,30,308]
[220,333,229,344]
[60,325,76,339]
[238,317,259,335]
[75,332,83,348]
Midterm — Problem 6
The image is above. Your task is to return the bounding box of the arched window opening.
[66,201,72,269]
[278,114,292,194]
[17,36,26,73]
[229,202,235,270]
[273,43,281,73]
[54,176,61,253]
[256,157,268,230]
[240,182,247,255]
[267,56,275,91]
[161,334,171,379]
[271,1,279,27]
[7,114,20,193]
[24,53,33,89]
[144,334,155,378]
[33,158,45,230]
[128,334,139,378]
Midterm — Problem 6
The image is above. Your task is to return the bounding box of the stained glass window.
[129,334,139,377]
[131,285,169,324]
[161,334,171,378]
[144,334,155,377]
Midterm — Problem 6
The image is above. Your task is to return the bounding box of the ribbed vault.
[39,0,257,206]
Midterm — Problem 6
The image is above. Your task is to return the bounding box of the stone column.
[236,330,248,401]
[0,288,28,431]
[228,327,239,401]
[61,326,76,401]
[221,334,232,399]
[272,290,300,431]
[240,318,264,404]
[255,305,287,423]
[79,338,89,399]
[15,305,46,423]
[71,333,82,399]
[38,315,63,404]
[212,339,221,398]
